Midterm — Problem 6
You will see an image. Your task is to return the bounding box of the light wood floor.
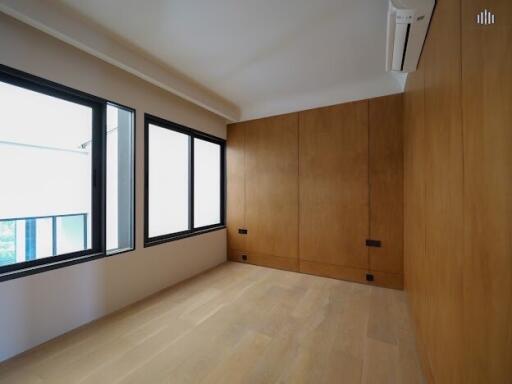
[0,262,425,384]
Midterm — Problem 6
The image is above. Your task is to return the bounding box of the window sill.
[0,252,103,283]
[144,225,226,248]
[0,247,136,283]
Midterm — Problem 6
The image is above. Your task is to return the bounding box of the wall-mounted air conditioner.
[386,0,435,73]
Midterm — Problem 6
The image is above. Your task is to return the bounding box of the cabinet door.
[299,101,369,281]
[244,113,299,271]
[461,1,512,382]
[369,94,404,287]
[226,123,246,259]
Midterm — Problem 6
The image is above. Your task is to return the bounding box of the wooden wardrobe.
[227,94,403,289]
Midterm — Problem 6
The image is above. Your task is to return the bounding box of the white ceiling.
[3,0,405,121]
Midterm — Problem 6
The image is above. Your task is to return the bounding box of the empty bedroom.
[0,0,510,383]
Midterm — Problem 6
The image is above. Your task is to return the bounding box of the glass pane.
[56,215,87,255]
[35,218,53,258]
[0,80,93,267]
[106,104,134,253]
[148,124,190,237]
[0,221,16,267]
[15,221,25,263]
[194,138,221,227]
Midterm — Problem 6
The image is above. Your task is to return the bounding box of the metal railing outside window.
[0,213,88,267]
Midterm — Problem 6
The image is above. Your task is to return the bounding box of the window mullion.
[189,134,195,231]
[92,103,106,254]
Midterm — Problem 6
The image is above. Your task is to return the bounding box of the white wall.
[0,13,227,362]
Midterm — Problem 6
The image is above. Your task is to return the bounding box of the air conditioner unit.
[386,0,435,73]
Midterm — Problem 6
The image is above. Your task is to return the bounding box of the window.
[147,125,190,237]
[144,114,225,246]
[107,104,135,253]
[194,138,222,228]
[0,65,135,281]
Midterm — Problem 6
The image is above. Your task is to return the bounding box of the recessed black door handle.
[366,239,381,247]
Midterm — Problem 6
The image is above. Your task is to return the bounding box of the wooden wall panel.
[298,101,369,279]
[461,0,512,382]
[403,0,511,382]
[403,57,434,382]
[369,94,403,279]
[228,97,403,289]
[422,0,465,381]
[226,123,246,256]
[244,113,299,270]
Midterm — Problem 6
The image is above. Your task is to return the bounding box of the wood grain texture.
[244,113,299,262]
[367,271,403,291]
[422,0,465,381]
[404,0,512,382]
[226,123,246,254]
[461,0,512,382]
[403,54,434,383]
[299,100,369,270]
[404,0,464,382]
[300,261,403,290]
[369,94,404,275]
[299,260,367,285]
[230,251,299,272]
[0,262,425,384]
[228,97,404,289]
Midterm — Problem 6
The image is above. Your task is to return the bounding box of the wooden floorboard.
[0,262,425,384]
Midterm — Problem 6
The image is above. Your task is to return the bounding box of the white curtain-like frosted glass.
[194,138,221,228]
[148,124,190,237]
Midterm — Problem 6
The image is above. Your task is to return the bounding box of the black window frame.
[144,113,226,248]
[0,64,136,282]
